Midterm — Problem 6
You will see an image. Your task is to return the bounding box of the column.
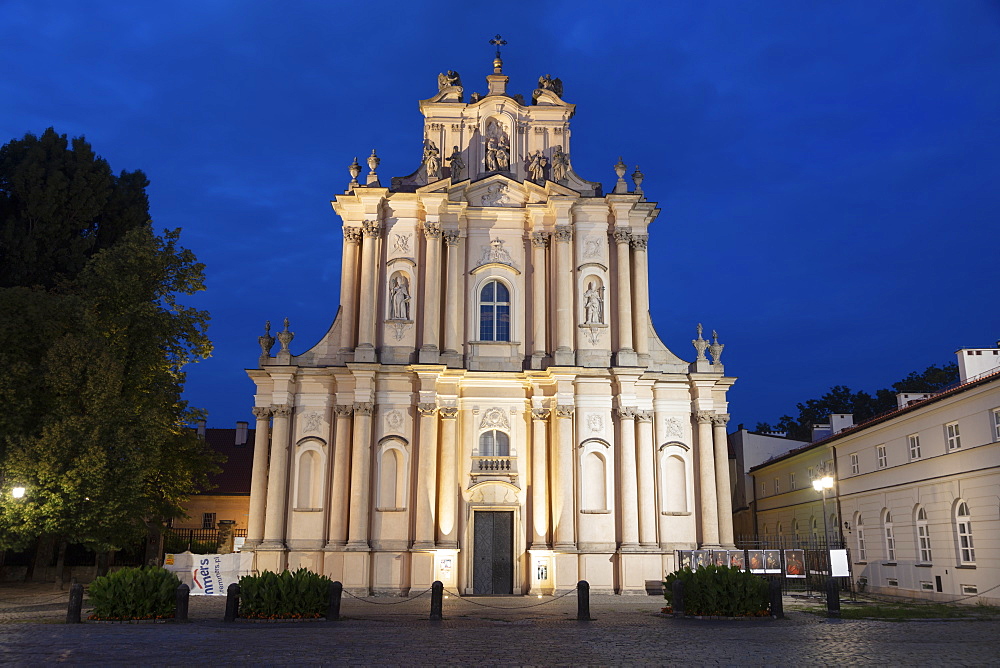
[442,231,461,360]
[437,407,459,547]
[245,406,272,549]
[339,227,362,354]
[355,220,380,362]
[552,405,576,549]
[419,222,442,362]
[325,405,353,548]
[413,403,438,549]
[630,234,650,360]
[530,231,549,367]
[712,413,735,547]
[530,408,551,547]
[618,407,640,548]
[636,410,657,547]
[345,402,374,550]
[695,410,720,546]
[552,226,574,365]
[613,228,635,365]
[261,404,293,548]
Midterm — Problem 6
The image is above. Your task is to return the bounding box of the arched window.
[479,280,510,341]
[376,440,408,510]
[883,509,895,561]
[956,501,975,564]
[915,506,932,563]
[479,429,509,456]
[855,513,867,561]
[811,516,819,541]
[296,449,322,509]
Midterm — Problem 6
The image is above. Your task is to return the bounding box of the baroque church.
[245,46,736,595]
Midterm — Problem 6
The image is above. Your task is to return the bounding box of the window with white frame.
[876,444,887,469]
[789,471,796,490]
[760,480,766,496]
[774,477,779,494]
[992,408,1000,442]
[478,279,510,341]
[915,506,932,563]
[478,429,510,456]
[856,514,867,561]
[946,421,962,450]
[883,509,895,561]
[850,453,859,475]
[908,434,921,461]
[807,466,814,480]
[202,512,216,530]
[956,501,975,564]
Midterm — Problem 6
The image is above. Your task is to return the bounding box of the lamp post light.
[811,475,834,546]
[11,487,26,499]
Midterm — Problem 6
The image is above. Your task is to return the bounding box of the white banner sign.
[163,552,253,596]
[829,549,851,577]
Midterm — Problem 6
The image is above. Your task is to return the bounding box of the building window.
[811,517,818,541]
[946,421,962,451]
[202,512,216,530]
[789,472,796,490]
[916,506,932,563]
[876,445,887,469]
[962,584,978,595]
[956,501,975,564]
[883,509,895,561]
[760,481,766,496]
[856,515,867,561]
[887,578,898,587]
[807,466,814,480]
[478,429,510,456]
[992,408,1000,442]
[850,453,859,475]
[920,581,934,591]
[478,280,510,341]
[774,478,780,494]
[908,434,921,461]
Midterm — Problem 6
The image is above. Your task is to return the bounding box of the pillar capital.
[553,225,573,243]
[694,410,714,424]
[617,406,638,420]
[530,231,550,248]
[612,228,632,245]
[439,406,458,419]
[417,402,438,416]
[630,233,648,250]
[422,222,442,239]
[272,404,293,418]
[636,409,653,423]
[711,413,730,427]
[531,407,551,421]
[443,230,460,246]
[353,401,374,416]
[343,226,362,244]
[334,404,354,418]
[554,405,574,419]
[251,406,273,420]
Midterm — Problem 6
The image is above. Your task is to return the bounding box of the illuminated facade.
[245,52,736,595]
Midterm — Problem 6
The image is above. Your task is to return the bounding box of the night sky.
[4,2,998,431]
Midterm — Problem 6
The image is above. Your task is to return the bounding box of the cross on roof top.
[489,34,507,58]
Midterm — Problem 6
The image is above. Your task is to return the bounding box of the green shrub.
[239,568,331,619]
[663,565,769,617]
[88,567,179,620]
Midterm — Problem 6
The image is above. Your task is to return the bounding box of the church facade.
[245,52,736,595]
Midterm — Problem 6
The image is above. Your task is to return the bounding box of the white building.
[243,51,736,595]
[751,344,1000,604]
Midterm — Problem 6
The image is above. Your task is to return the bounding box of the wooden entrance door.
[473,511,514,595]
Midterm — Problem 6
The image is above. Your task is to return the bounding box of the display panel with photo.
[728,550,746,570]
[784,549,806,578]
[747,550,765,573]
[677,551,692,570]
[693,550,710,569]
[713,550,728,567]
[764,550,781,573]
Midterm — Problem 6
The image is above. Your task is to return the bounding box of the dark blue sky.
[4,1,998,430]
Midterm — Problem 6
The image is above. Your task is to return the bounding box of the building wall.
[175,495,250,531]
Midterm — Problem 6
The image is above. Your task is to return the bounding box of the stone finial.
[258,320,275,358]
[709,330,724,365]
[614,157,628,194]
[277,317,294,353]
[348,157,361,189]
[366,149,380,186]
[631,166,644,194]
[692,323,709,361]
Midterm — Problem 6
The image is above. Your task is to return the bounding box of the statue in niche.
[537,74,564,98]
[389,275,411,320]
[423,139,441,180]
[550,145,569,182]
[484,120,510,172]
[447,146,464,180]
[526,150,547,182]
[583,281,604,324]
[437,70,462,90]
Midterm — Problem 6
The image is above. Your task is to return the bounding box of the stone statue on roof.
[537,73,564,98]
[437,70,462,90]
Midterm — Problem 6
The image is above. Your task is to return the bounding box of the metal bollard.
[224,583,240,622]
[671,579,685,618]
[429,581,443,621]
[826,578,841,618]
[769,579,784,619]
[576,580,593,621]
[66,583,84,624]
[175,584,190,622]
[328,581,343,621]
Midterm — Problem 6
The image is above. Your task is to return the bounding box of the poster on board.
[692,550,710,570]
[747,550,766,574]
[728,550,746,571]
[784,549,806,578]
[764,550,782,573]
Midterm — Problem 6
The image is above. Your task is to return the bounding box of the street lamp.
[11,487,26,499]
[812,475,834,545]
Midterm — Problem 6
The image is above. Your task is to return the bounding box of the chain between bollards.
[224,583,240,622]
[576,580,593,621]
[328,581,343,621]
[429,580,443,620]
[66,583,84,624]
[175,584,190,622]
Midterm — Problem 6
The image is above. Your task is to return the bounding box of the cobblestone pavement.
[2,583,999,665]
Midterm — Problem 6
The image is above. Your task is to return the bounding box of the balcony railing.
[470,456,517,483]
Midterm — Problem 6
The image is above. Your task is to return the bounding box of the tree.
[0,130,218,573]
[756,363,959,441]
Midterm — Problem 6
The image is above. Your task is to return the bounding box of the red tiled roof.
[200,428,256,496]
